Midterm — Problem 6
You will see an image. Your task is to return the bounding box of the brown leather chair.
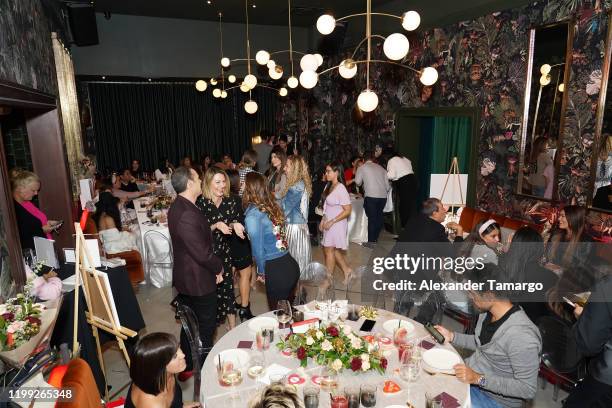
[85,214,145,290]
[55,358,102,408]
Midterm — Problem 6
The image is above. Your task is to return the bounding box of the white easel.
[439,157,466,220]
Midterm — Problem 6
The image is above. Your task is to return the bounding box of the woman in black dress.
[226,169,254,321]
[197,167,247,329]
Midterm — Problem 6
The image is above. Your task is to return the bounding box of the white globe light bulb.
[210,78,218,85]
[240,82,250,92]
[269,67,283,80]
[338,59,357,79]
[244,74,257,89]
[540,64,551,75]
[558,83,565,92]
[267,59,276,69]
[221,90,228,98]
[419,67,438,86]
[299,70,318,89]
[316,14,336,35]
[279,87,288,96]
[383,33,409,61]
[244,100,258,114]
[314,53,324,66]
[287,76,299,88]
[540,74,551,86]
[228,75,236,83]
[402,11,421,31]
[357,89,379,112]
[195,80,207,92]
[221,57,230,67]
[255,50,270,65]
[300,54,319,72]
[212,88,221,98]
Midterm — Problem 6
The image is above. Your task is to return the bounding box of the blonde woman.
[280,155,312,275]
[196,167,247,329]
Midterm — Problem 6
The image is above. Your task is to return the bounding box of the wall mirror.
[517,21,573,200]
[589,12,612,213]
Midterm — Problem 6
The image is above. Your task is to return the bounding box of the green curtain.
[430,116,471,174]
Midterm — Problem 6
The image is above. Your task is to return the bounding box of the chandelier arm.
[269,50,307,57]
[218,13,225,90]
[318,59,422,76]
[350,34,386,60]
[245,0,251,75]
[288,0,294,77]
[336,12,401,22]
[366,0,371,90]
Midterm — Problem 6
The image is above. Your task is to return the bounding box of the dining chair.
[55,358,102,408]
[143,229,173,287]
[173,301,209,403]
[296,262,334,305]
[537,316,586,401]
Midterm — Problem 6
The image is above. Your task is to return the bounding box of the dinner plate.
[213,349,249,368]
[422,348,462,372]
[382,319,414,335]
[248,316,277,332]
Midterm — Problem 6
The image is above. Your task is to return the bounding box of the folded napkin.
[434,392,460,408]
[258,363,292,385]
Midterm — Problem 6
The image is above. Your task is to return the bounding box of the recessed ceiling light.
[102,76,106,79]
[207,1,212,4]
[148,78,152,82]
[252,3,256,8]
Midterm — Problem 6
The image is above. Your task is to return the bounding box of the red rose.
[350,357,362,371]
[297,346,306,360]
[380,358,388,369]
[26,316,41,326]
[326,326,339,337]
[2,313,14,322]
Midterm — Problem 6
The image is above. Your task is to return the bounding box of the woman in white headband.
[458,219,502,265]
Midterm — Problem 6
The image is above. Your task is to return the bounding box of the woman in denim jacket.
[280,155,312,276]
[243,172,300,309]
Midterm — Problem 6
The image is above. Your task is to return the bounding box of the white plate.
[213,349,250,368]
[248,316,277,332]
[382,319,415,335]
[423,348,462,371]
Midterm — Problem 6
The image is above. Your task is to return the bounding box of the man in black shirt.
[119,169,139,193]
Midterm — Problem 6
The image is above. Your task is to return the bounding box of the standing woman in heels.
[280,155,312,276]
[197,167,247,330]
[320,162,353,286]
[243,172,300,310]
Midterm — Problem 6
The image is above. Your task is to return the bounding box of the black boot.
[236,303,254,321]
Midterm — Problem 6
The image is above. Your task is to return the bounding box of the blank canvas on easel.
[82,269,121,328]
[430,174,468,205]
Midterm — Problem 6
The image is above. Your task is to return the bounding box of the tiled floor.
[102,231,567,407]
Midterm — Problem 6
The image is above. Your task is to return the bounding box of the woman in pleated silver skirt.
[280,155,312,277]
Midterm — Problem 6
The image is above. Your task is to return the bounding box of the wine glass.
[276,300,293,329]
[247,351,266,382]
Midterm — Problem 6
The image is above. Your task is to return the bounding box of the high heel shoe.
[236,303,254,321]
[343,269,354,286]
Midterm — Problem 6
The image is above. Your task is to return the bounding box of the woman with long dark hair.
[126,332,199,408]
[267,146,287,201]
[500,226,558,323]
[320,162,353,286]
[155,157,175,181]
[547,205,593,268]
[243,172,299,310]
[94,191,139,254]
[458,219,502,265]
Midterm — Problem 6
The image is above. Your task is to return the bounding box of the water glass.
[303,386,320,408]
[319,366,339,392]
[400,360,420,383]
[247,351,266,381]
[346,304,359,321]
[256,327,273,351]
[344,386,360,408]
[359,384,377,408]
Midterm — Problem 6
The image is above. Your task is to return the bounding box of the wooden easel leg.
[91,326,109,402]
[117,338,131,367]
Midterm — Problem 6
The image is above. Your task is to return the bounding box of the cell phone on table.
[425,322,446,344]
[359,319,376,332]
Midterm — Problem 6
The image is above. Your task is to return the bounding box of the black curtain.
[87,82,277,172]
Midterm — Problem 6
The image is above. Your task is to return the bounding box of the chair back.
[55,358,102,408]
[538,316,584,374]
[174,302,203,403]
[143,230,173,264]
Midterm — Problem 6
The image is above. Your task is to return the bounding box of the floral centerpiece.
[277,324,387,374]
[0,293,43,351]
[152,195,173,210]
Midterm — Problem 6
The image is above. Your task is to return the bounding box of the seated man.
[435,264,542,408]
[119,169,139,192]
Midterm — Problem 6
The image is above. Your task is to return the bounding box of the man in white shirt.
[387,151,417,227]
[355,151,390,245]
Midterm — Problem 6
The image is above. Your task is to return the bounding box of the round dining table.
[201,305,469,407]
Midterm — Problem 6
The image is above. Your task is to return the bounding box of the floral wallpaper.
[0,0,58,95]
[282,0,612,241]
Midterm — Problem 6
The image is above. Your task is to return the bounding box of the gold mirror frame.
[588,11,612,214]
[516,20,575,202]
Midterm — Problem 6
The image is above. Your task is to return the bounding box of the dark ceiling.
[92,0,533,28]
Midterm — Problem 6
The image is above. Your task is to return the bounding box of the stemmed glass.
[247,351,266,383]
[276,300,293,329]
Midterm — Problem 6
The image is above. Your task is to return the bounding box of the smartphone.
[425,322,446,344]
[562,296,576,307]
[359,319,376,332]
[53,220,64,230]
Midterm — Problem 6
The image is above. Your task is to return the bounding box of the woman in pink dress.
[320,162,353,285]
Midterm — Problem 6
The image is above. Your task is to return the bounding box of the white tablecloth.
[132,198,172,288]
[201,306,469,407]
[347,195,368,244]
